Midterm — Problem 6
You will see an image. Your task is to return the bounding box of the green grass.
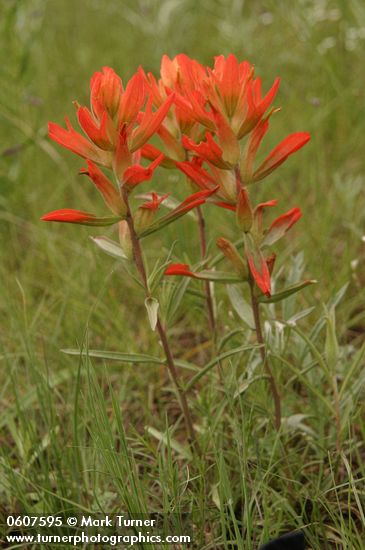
[1,0,365,548]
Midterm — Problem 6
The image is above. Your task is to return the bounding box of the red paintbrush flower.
[240,119,270,183]
[247,252,271,297]
[182,133,230,169]
[41,209,121,226]
[160,54,207,94]
[176,157,238,208]
[79,160,126,216]
[237,76,280,138]
[266,253,276,276]
[160,54,213,133]
[76,107,116,150]
[236,188,253,232]
[138,187,218,237]
[49,67,174,179]
[204,54,280,138]
[117,69,147,125]
[252,199,278,236]
[175,187,218,215]
[165,263,197,278]
[145,53,215,147]
[244,233,272,296]
[253,132,311,182]
[207,54,249,118]
[139,192,169,211]
[90,66,123,119]
[263,207,302,246]
[134,192,170,233]
[123,154,164,189]
[176,158,217,191]
[213,201,236,211]
[48,117,111,166]
[239,118,310,184]
[129,93,175,152]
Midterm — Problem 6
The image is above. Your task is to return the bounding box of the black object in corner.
[259,531,306,550]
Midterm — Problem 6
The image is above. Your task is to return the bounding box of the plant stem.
[121,188,199,451]
[155,317,198,449]
[332,374,341,453]
[248,276,281,431]
[196,206,224,383]
[196,206,216,336]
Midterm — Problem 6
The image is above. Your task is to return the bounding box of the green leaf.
[226,284,254,328]
[271,352,334,413]
[258,279,317,303]
[233,374,270,398]
[327,282,349,310]
[185,344,261,391]
[173,359,200,372]
[145,426,192,460]
[339,339,365,400]
[282,414,316,436]
[325,306,339,370]
[138,208,189,238]
[62,348,199,372]
[144,297,159,331]
[61,348,163,364]
[77,215,122,226]
[217,328,246,352]
[165,276,191,325]
[286,306,315,326]
[147,241,177,293]
[195,270,243,283]
[90,236,128,260]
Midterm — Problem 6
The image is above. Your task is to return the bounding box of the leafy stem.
[248,275,281,431]
[121,187,200,453]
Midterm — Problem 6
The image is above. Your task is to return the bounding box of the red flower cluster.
[42,65,212,231]
[42,55,310,296]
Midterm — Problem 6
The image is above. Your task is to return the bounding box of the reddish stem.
[121,187,200,451]
[248,276,281,431]
[196,206,216,336]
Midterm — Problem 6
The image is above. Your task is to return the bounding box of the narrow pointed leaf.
[61,348,163,364]
[195,270,244,283]
[233,374,270,398]
[62,348,198,372]
[258,279,317,303]
[145,297,159,331]
[145,426,192,460]
[90,236,128,259]
[227,284,254,328]
[185,344,261,391]
[325,307,339,370]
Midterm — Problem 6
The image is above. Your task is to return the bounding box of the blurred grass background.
[1,0,365,548]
